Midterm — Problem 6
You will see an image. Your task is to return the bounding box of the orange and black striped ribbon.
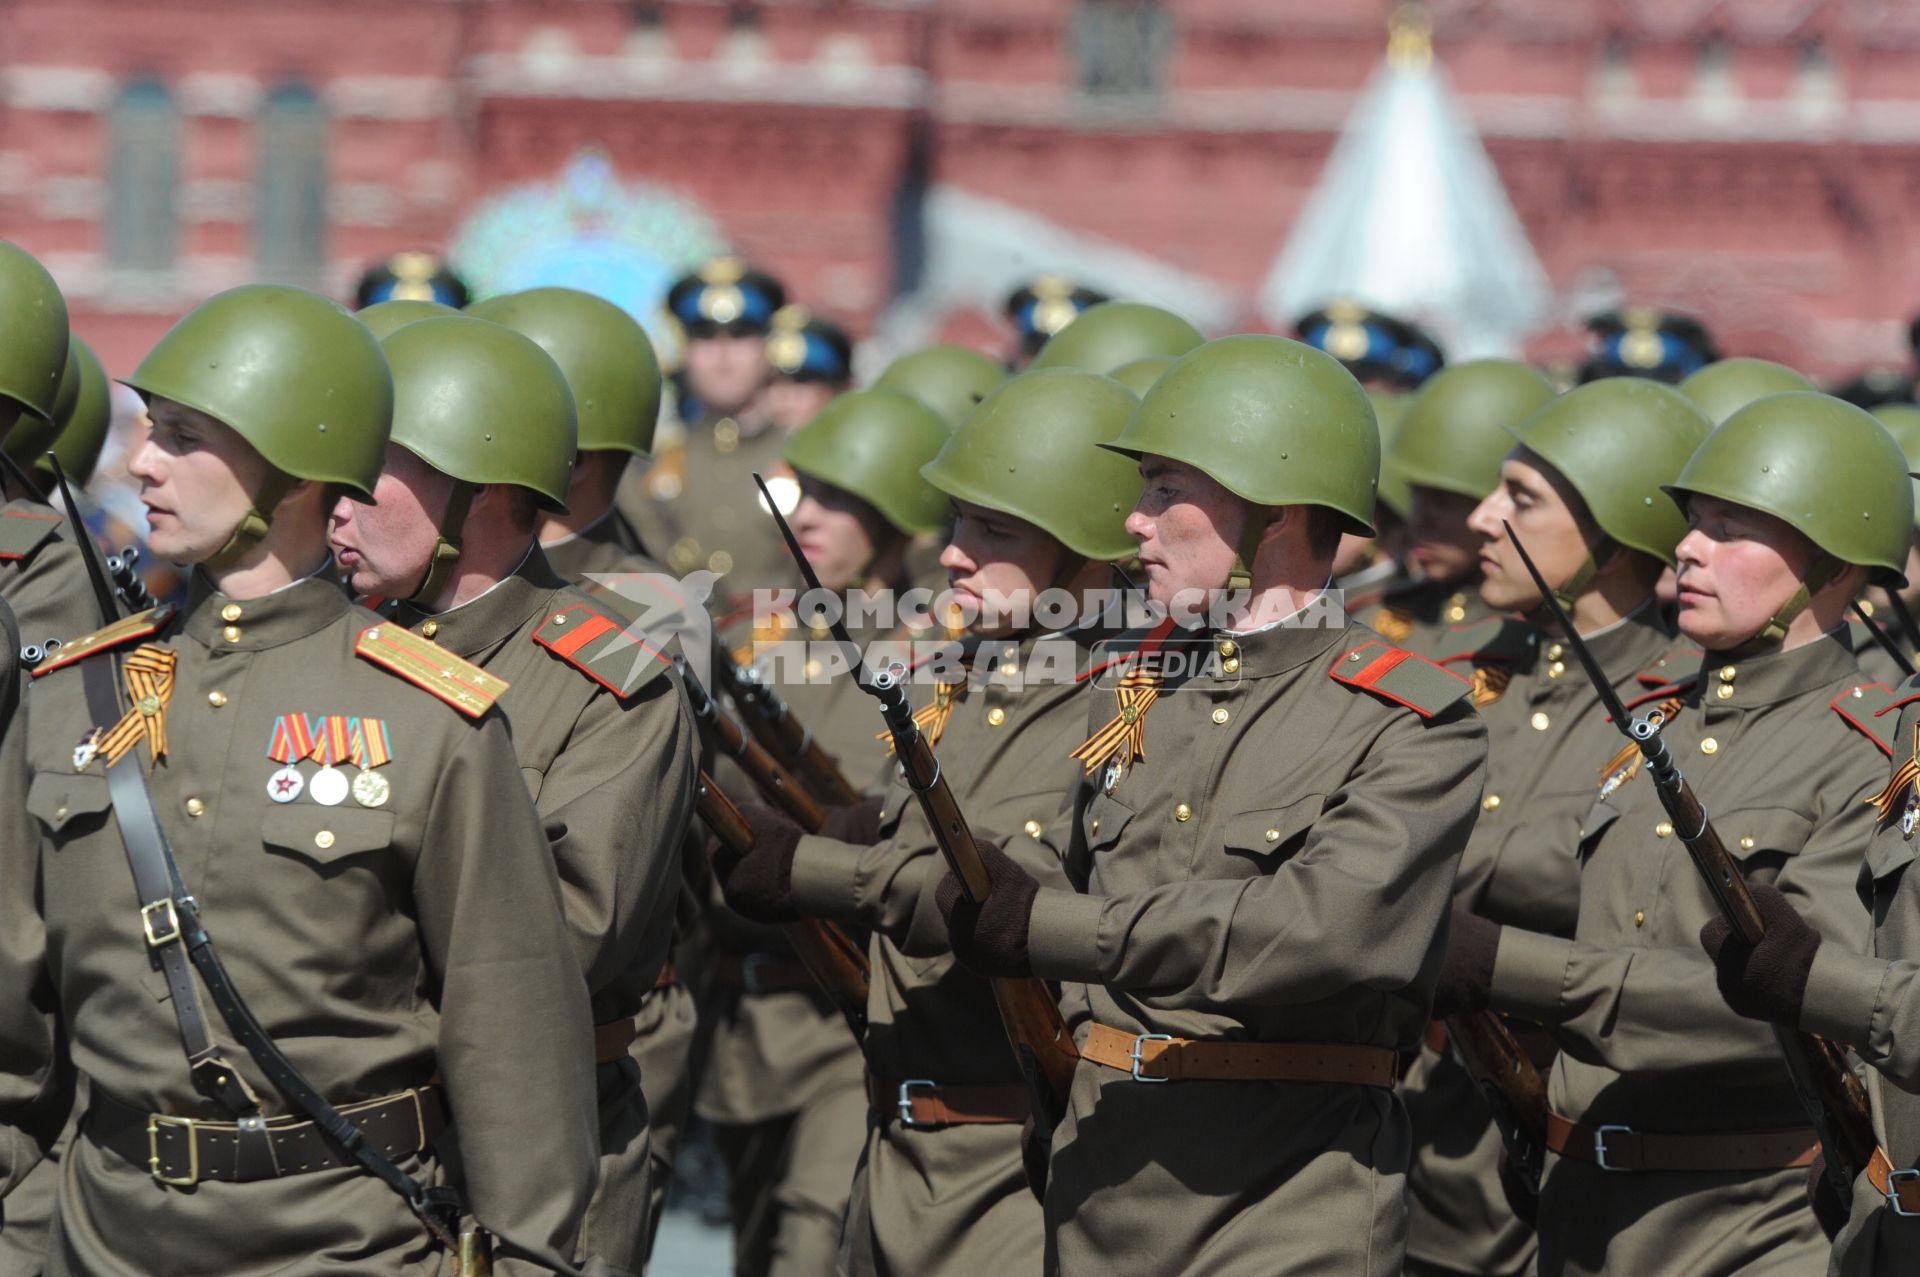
[1597,697,1684,799]
[880,680,966,756]
[1470,663,1512,709]
[1868,722,1920,823]
[1070,669,1160,777]
[97,644,176,767]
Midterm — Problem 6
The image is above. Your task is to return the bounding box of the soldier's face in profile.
[128,396,276,565]
[940,499,1066,638]
[1405,484,1483,584]
[1673,495,1834,649]
[327,443,452,597]
[1126,457,1240,604]
[684,333,770,416]
[791,475,892,592]
[1469,451,1596,612]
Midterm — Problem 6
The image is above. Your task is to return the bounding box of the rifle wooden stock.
[1444,1012,1548,1173]
[685,664,830,832]
[879,679,1079,1106]
[694,772,871,1036]
[711,644,862,806]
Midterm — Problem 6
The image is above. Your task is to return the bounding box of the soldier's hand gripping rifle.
[754,474,1080,1116]
[1504,521,1879,1196]
[691,765,872,1036]
[710,638,864,807]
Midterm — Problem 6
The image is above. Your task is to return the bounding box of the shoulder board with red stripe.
[0,508,61,561]
[30,603,176,677]
[1329,641,1474,718]
[1835,681,1908,757]
[1621,677,1697,713]
[533,597,672,700]
[354,623,508,718]
[1433,615,1537,668]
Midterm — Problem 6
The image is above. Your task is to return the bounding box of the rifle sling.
[80,652,464,1244]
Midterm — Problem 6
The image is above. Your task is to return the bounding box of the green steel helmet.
[1104,334,1380,536]
[785,389,951,537]
[381,315,577,510]
[467,287,663,457]
[1678,358,1813,425]
[1027,301,1204,374]
[0,240,70,429]
[124,285,394,500]
[920,369,1143,561]
[1666,392,1913,584]
[4,339,78,466]
[872,345,1005,431]
[357,298,457,341]
[1392,359,1556,501]
[1870,402,1920,529]
[1108,355,1176,396]
[1369,390,1412,519]
[37,337,112,486]
[1509,378,1713,567]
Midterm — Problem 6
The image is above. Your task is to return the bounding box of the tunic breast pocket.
[27,771,113,837]
[1717,806,1815,886]
[1222,793,1326,870]
[1084,790,1136,856]
[260,805,397,873]
[1866,822,1917,891]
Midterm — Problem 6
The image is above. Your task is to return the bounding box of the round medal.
[1103,757,1124,794]
[266,765,304,803]
[309,765,349,807]
[352,769,391,809]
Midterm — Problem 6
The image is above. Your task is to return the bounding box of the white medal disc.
[1103,757,1124,794]
[352,769,391,809]
[266,765,304,803]
[309,765,349,807]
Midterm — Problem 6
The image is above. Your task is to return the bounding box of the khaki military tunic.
[1023,616,1486,1276]
[617,417,794,603]
[786,628,1106,1276]
[1405,607,1675,1276]
[543,512,703,1265]
[1847,613,1911,692]
[1800,674,1920,1276]
[0,499,98,660]
[391,549,696,1276]
[1488,632,1883,1277]
[1363,573,1498,661]
[0,573,598,1276]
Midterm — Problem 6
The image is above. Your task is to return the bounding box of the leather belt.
[1082,1023,1398,1088]
[1868,1146,1920,1217]
[594,1018,638,1064]
[714,951,815,995]
[869,1077,1029,1128]
[1546,1112,1819,1172]
[89,1086,445,1188]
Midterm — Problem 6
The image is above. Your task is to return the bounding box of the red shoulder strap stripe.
[542,608,619,660]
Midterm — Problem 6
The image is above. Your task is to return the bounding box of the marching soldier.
[710,367,1144,1275]
[0,242,98,659]
[28,338,113,490]
[872,345,1006,432]
[0,285,598,1274]
[939,335,1488,1275]
[1436,392,1906,1275]
[1403,379,1711,1277]
[1854,403,1920,687]
[1335,389,1413,611]
[471,285,704,1261]
[326,313,698,1275]
[1579,308,1716,385]
[697,386,950,1277]
[1375,359,1557,655]
[1003,277,1106,369]
[1025,301,1203,375]
[1679,357,1813,426]
[621,258,791,592]
[763,305,854,435]
[1294,299,1445,391]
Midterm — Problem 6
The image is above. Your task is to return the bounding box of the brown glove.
[711,802,804,924]
[1430,907,1503,1020]
[820,795,887,845]
[935,838,1035,978]
[1699,883,1822,1027]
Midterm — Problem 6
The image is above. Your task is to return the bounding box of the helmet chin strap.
[408,480,474,606]
[203,473,294,572]
[1727,551,1838,657]
[1526,535,1613,630]
[1223,504,1272,597]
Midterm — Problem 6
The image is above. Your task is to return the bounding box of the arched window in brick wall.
[1072,0,1171,99]
[107,79,180,272]
[256,82,328,283]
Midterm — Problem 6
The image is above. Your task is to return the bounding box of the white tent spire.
[1259,4,1551,359]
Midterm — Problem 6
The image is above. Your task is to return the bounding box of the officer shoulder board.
[1329,640,1473,718]
[29,603,176,677]
[1833,681,1908,758]
[0,508,61,561]
[1435,616,1535,709]
[354,623,508,718]
[532,595,672,701]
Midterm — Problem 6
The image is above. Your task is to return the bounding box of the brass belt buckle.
[897,1079,936,1128]
[1887,1167,1920,1217]
[1131,1033,1174,1083]
[1592,1124,1634,1172]
[147,1114,201,1186]
[140,898,182,949]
